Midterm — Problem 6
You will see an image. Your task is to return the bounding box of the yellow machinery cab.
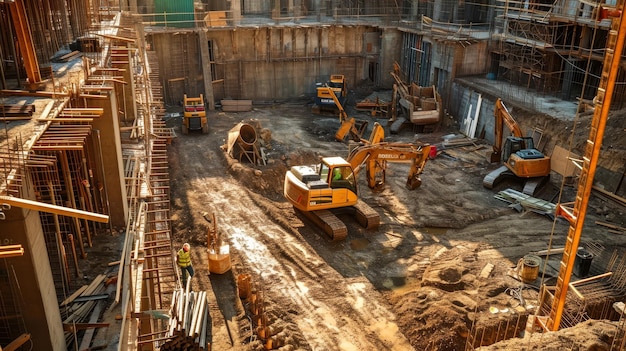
[284,156,358,212]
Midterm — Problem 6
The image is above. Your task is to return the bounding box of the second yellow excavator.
[284,123,431,241]
[483,98,551,195]
[316,85,369,143]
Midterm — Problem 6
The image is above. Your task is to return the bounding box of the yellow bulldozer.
[182,94,209,135]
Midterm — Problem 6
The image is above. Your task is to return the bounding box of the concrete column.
[0,183,64,351]
[410,0,419,22]
[315,0,322,21]
[199,30,216,110]
[433,0,442,22]
[87,91,128,228]
[120,49,137,123]
[379,28,402,88]
[230,0,241,25]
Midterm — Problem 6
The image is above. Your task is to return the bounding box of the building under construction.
[0,0,625,350]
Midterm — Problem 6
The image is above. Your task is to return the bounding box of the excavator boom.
[491,98,524,162]
[347,141,431,190]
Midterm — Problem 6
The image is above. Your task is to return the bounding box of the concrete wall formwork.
[455,41,489,77]
[150,31,204,105]
[148,26,386,104]
[151,25,386,105]
[212,25,383,101]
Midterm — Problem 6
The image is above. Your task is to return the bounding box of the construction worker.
[176,243,194,288]
[332,168,343,181]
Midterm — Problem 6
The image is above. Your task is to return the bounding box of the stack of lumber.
[161,289,211,350]
[0,104,35,120]
[60,274,112,349]
[441,136,479,148]
[495,189,556,217]
[221,99,252,112]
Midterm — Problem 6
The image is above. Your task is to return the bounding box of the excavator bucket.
[406,176,422,190]
[335,118,368,142]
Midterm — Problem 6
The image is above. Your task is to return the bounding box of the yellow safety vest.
[177,249,191,267]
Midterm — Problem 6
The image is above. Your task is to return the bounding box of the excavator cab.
[502,136,537,162]
[322,163,357,193]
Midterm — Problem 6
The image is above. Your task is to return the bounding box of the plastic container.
[208,244,232,274]
[575,248,593,277]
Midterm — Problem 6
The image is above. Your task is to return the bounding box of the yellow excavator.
[483,98,551,195]
[317,85,369,143]
[284,123,431,241]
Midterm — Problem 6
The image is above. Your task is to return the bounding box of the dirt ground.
[163,90,626,351]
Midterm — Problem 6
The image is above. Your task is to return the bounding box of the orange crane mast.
[543,2,626,331]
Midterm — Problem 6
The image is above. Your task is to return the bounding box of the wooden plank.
[70,294,109,303]
[570,272,613,287]
[62,108,104,115]
[95,33,136,43]
[3,333,31,351]
[595,220,626,231]
[551,145,580,177]
[533,247,565,256]
[60,285,89,306]
[63,322,109,332]
[78,301,105,351]
[0,196,109,223]
[592,185,626,206]
[0,89,70,98]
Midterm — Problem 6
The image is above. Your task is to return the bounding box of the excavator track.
[482,165,511,189]
[297,208,348,242]
[353,200,380,230]
[295,200,380,241]
[484,165,548,196]
[522,175,549,196]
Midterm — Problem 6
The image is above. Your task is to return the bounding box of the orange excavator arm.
[490,98,524,162]
[318,85,369,142]
[346,141,431,190]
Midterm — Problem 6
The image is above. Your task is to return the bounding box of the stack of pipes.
[160,288,211,350]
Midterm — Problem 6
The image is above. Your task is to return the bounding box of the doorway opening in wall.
[207,39,225,98]
[368,61,378,82]
[489,52,501,80]
[434,67,449,109]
